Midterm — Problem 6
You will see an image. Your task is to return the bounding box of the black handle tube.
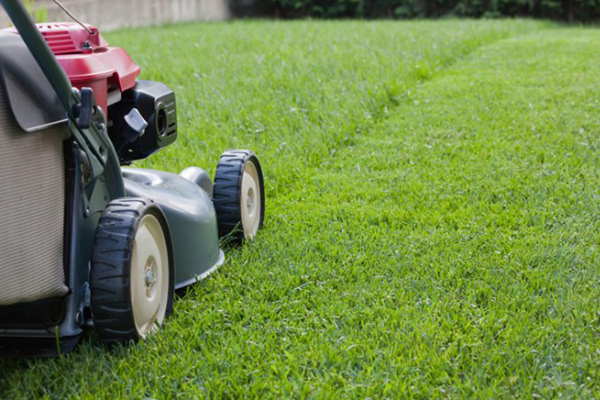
[0,0,74,113]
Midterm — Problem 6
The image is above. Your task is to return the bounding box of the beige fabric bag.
[0,89,68,305]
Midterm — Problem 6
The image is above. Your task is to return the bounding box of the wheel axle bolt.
[145,269,155,288]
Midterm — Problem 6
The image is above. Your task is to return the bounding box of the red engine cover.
[3,23,140,115]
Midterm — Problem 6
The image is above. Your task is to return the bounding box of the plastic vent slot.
[38,23,80,55]
[41,30,77,54]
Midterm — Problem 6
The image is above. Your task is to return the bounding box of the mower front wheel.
[213,150,265,242]
[90,198,174,343]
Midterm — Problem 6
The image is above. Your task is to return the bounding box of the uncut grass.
[6,20,600,398]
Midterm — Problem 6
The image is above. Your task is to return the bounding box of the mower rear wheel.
[213,150,265,242]
[90,198,174,343]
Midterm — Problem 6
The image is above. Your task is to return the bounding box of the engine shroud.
[3,23,140,115]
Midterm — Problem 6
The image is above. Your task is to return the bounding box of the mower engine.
[4,22,177,163]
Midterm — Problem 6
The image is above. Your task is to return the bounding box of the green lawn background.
[2,19,600,398]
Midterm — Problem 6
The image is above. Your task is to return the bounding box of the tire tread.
[213,150,265,242]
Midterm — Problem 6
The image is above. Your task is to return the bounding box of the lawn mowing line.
[275,27,558,194]
[264,26,557,210]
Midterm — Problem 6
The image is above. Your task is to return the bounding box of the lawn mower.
[0,0,265,356]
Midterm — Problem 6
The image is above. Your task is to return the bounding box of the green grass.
[3,19,600,397]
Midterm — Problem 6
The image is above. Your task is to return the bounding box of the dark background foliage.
[231,0,600,21]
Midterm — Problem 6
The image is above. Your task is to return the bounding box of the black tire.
[213,150,265,242]
[90,198,174,343]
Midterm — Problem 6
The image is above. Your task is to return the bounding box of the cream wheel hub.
[240,161,261,239]
[130,214,169,338]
